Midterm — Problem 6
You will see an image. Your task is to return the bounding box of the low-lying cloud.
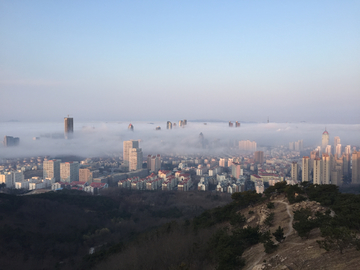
[1,121,359,159]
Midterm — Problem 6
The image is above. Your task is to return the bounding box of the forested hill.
[93,183,360,270]
[1,183,360,270]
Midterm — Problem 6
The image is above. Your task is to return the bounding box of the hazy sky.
[1,1,359,123]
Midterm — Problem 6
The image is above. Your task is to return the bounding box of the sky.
[1,1,359,123]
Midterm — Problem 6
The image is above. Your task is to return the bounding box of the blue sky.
[1,1,359,123]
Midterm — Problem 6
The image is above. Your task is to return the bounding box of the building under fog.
[3,136,20,147]
[64,117,73,139]
[322,129,329,152]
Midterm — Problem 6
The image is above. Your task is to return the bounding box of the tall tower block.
[64,116,74,139]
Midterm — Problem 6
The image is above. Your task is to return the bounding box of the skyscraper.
[325,145,332,156]
[322,129,329,152]
[129,148,143,171]
[166,121,172,129]
[321,154,331,185]
[313,158,322,185]
[335,144,342,158]
[239,140,257,152]
[334,136,340,154]
[352,151,360,184]
[64,117,73,139]
[123,140,142,171]
[3,136,20,147]
[254,151,264,164]
[302,156,310,182]
[43,159,61,181]
[60,161,79,183]
[149,154,161,172]
[291,162,299,182]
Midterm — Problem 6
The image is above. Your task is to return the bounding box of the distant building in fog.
[3,136,20,147]
[167,121,172,129]
[64,117,73,139]
[254,151,264,164]
[322,129,329,152]
[239,140,257,152]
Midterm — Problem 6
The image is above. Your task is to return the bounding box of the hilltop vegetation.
[1,183,360,269]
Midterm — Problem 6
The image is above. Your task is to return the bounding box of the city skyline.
[1,1,359,123]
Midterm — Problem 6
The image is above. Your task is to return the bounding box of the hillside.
[1,183,360,269]
[94,183,360,270]
[0,189,231,270]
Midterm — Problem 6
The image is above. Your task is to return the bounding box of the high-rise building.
[334,136,340,154]
[291,162,299,182]
[335,144,342,158]
[345,145,351,155]
[254,151,264,164]
[322,129,329,152]
[60,161,79,183]
[79,168,94,183]
[147,155,152,170]
[239,140,257,152]
[321,154,331,185]
[129,148,143,171]
[3,136,20,147]
[352,151,360,184]
[43,159,61,181]
[235,121,240,127]
[149,154,161,172]
[325,145,332,156]
[231,162,242,179]
[64,117,73,139]
[313,158,322,185]
[302,156,310,182]
[219,158,228,167]
[167,121,172,129]
[128,123,134,131]
[123,140,139,168]
[123,140,143,171]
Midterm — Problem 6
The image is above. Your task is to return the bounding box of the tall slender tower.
[334,136,340,155]
[64,116,74,139]
[313,158,322,185]
[321,154,331,185]
[322,129,329,152]
[291,162,299,182]
[352,151,360,184]
[302,156,310,182]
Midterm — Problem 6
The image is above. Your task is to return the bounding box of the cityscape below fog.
[1,117,359,196]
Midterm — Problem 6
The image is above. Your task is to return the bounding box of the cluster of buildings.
[289,140,303,151]
[118,170,192,191]
[228,121,241,127]
[166,119,188,129]
[292,130,356,187]
[239,140,257,152]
